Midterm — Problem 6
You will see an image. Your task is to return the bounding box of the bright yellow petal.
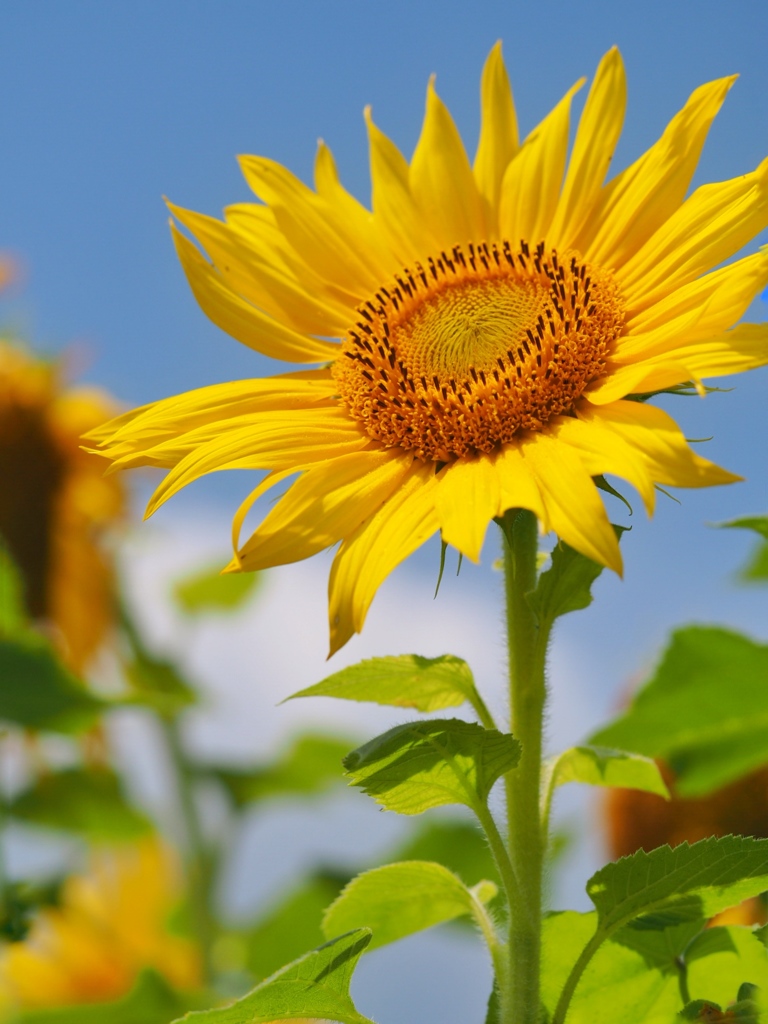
[328,460,439,655]
[589,323,768,402]
[519,432,622,573]
[586,399,740,488]
[617,157,768,313]
[549,48,627,250]
[410,76,486,247]
[577,75,737,268]
[239,155,381,295]
[491,444,548,526]
[144,408,369,516]
[364,106,439,263]
[473,41,519,230]
[498,79,585,247]
[171,224,345,356]
[549,413,656,514]
[88,375,336,466]
[235,449,413,571]
[617,249,768,359]
[434,456,500,563]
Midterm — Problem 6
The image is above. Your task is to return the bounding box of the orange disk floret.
[333,240,625,461]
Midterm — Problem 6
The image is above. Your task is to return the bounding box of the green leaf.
[172,930,375,1024]
[173,561,262,614]
[685,927,768,1011]
[242,871,349,981]
[527,533,621,624]
[718,516,768,541]
[588,836,768,934]
[0,545,26,634]
[322,861,496,950]
[124,649,197,718]
[343,719,520,815]
[210,733,353,808]
[740,540,768,582]
[545,746,670,798]
[8,767,152,841]
[16,969,204,1024]
[287,653,480,713]
[590,627,768,796]
[0,633,103,731]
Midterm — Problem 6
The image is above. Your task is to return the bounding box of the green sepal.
[208,733,353,808]
[322,860,497,950]
[590,626,768,795]
[0,633,104,731]
[171,930,375,1024]
[343,718,520,815]
[173,560,263,614]
[7,767,152,841]
[287,653,480,713]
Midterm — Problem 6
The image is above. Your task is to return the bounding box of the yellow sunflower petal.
[364,106,439,263]
[498,78,585,247]
[328,461,439,655]
[144,409,369,517]
[549,47,627,250]
[589,322,768,402]
[239,155,381,295]
[619,249,768,357]
[410,76,486,247]
[171,224,344,356]
[491,444,548,526]
[588,400,740,487]
[434,456,501,563]
[235,449,413,571]
[520,432,622,573]
[577,75,737,268]
[617,156,768,312]
[550,413,656,514]
[473,41,519,229]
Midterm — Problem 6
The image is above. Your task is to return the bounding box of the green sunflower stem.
[499,509,549,1024]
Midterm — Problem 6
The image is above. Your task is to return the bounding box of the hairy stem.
[499,509,549,1024]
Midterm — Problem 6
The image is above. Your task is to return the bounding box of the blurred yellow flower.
[89,45,768,653]
[0,840,200,1010]
[0,343,123,670]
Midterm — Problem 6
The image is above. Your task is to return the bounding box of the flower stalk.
[500,509,550,1024]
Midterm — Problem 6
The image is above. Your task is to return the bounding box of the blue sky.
[1,4,767,1020]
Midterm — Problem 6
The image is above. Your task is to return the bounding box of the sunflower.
[88,45,768,654]
[0,343,123,670]
[0,840,200,1010]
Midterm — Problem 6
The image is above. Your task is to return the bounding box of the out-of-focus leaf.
[718,516,768,541]
[343,719,520,815]
[124,650,197,718]
[545,746,670,798]
[322,861,496,950]
[210,733,353,808]
[15,969,205,1024]
[287,654,479,713]
[173,562,262,614]
[8,767,151,841]
[588,836,768,933]
[590,627,768,796]
[0,546,26,634]
[172,930,375,1024]
[388,818,500,888]
[0,633,103,731]
[740,541,768,582]
[242,871,349,980]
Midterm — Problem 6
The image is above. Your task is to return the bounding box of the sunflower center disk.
[333,241,625,461]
